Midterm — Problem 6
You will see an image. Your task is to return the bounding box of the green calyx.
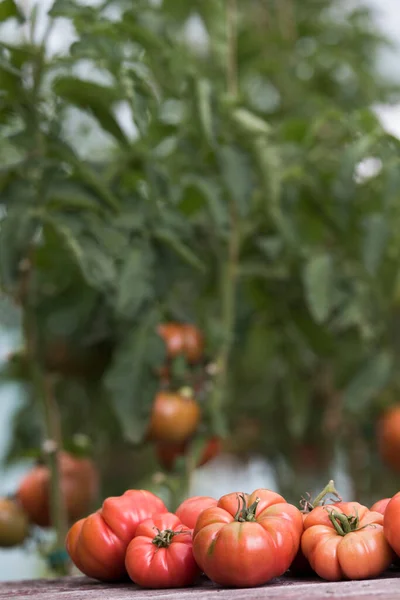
[327,509,360,536]
[152,528,181,548]
[234,493,260,522]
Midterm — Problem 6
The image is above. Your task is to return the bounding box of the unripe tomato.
[17,452,98,527]
[156,437,221,470]
[0,499,29,547]
[148,391,201,444]
[157,323,204,364]
[377,406,400,471]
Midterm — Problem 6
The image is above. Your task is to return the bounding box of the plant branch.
[226,0,238,97]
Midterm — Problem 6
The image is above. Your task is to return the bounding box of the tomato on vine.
[377,405,400,472]
[148,390,201,444]
[0,499,29,548]
[156,437,221,471]
[125,512,200,588]
[157,323,204,364]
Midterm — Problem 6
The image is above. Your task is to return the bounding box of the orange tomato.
[148,392,201,444]
[377,406,400,471]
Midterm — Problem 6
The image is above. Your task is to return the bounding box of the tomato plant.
[156,437,221,471]
[66,490,167,581]
[175,496,218,530]
[0,499,29,548]
[302,502,393,581]
[377,406,400,472]
[192,489,302,587]
[157,324,204,364]
[17,452,98,527]
[371,498,391,514]
[148,391,201,444]
[125,512,200,588]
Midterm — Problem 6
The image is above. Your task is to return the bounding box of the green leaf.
[218,145,253,217]
[196,78,214,145]
[180,175,227,229]
[231,108,271,136]
[303,253,334,323]
[362,213,388,276]
[53,77,128,146]
[343,352,393,412]
[116,246,154,320]
[0,0,24,22]
[153,228,206,272]
[104,313,166,444]
[0,208,36,291]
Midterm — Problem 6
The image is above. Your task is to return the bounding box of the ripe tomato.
[175,496,218,530]
[377,405,400,471]
[156,437,221,471]
[0,499,29,547]
[17,452,98,528]
[192,489,303,587]
[384,492,400,557]
[302,502,393,581]
[371,498,391,515]
[125,512,200,588]
[66,489,167,581]
[157,323,204,364]
[148,391,201,444]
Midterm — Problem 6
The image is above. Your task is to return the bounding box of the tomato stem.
[152,528,188,548]
[234,494,260,522]
[300,479,342,513]
[327,508,360,537]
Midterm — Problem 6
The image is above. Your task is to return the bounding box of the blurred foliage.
[0,0,400,503]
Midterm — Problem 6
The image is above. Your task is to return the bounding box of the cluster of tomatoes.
[149,323,220,470]
[66,482,400,589]
[0,452,98,548]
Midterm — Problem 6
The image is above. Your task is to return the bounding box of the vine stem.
[211,0,240,432]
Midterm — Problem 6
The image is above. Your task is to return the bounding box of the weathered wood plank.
[0,573,399,600]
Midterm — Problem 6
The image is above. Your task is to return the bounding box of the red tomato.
[384,492,400,557]
[302,502,393,581]
[148,391,201,444]
[66,490,167,581]
[175,496,218,530]
[125,512,200,588]
[371,498,391,515]
[17,452,98,527]
[156,437,221,471]
[157,323,204,364]
[377,406,400,471]
[192,488,303,587]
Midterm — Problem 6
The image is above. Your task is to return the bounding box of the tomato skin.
[175,496,218,530]
[156,437,221,471]
[148,392,201,444]
[66,490,167,581]
[157,323,204,364]
[192,489,303,587]
[384,492,400,557]
[125,512,200,588]
[377,406,400,471]
[17,452,98,527]
[371,498,391,515]
[302,502,393,581]
[0,499,29,548]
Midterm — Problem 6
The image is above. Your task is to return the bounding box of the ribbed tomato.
[193,489,303,587]
[125,512,200,588]
[384,492,400,557]
[302,502,393,581]
[371,498,391,515]
[17,452,98,527]
[66,490,167,581]
[175,496,218,529]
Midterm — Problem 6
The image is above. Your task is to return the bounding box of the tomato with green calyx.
[66,490,167,581]
[291,479,342,576]
[125,512,200,588]
[0,499,29,547]
[17,452,98,528]
[157,323,204,364]
[193,488,303,587]
[148,390,200,444]
[156,437,221,471]
[175,496,218,530]
[302,502,393,581]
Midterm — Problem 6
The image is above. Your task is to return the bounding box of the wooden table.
[1,573,399,600]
